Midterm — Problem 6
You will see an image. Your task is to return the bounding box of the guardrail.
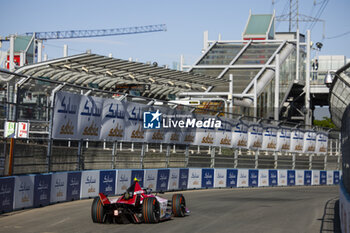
[0,168,340,213]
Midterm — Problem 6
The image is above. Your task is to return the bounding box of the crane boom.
[24,24,167,40]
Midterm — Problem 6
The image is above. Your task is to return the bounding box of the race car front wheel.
[142,197,160,223]
[172,194,186,217]
[91,197,106,223]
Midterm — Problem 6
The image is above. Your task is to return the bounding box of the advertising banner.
[188,168,202,189]
[116,170,131,194]
[295,170,304,186]
[194,115,217,147]
[327,170,334,185]
[179,168,189,190]
[216,118,232,148]
[156,169,169,192]
[52,91,80,139]
[312,170,320,185]
[50,173,67,203]
[249,169,259,187]
[100,98,125,141]
[80,170,99,198]
[124,102,147,143]
[258,169,269,187]
[168,168,179,191]
[231,122,248,149]
[290,130,304,153]
[17,122,29,138]
[303,131,317,153]
[334,171,340,185]
[144,169,158,191]
[131,170,144,188]
[237,169,249,187]
[304,170,312,185]
[145,106,167,144]
[247,124,263,149]
[163,109,183,145]
[34,174,51,207]
[99,170,116,196]
[315,133,328,155]
[276,128,291,151]
[77,95,104,140]
[320,171,327,185]
[269,170,278,186]
[214,169,227,188]
[0,177,14,212]
[278,170,287,186]
[66,172,81,201]
[226,169,238,188]
[14,175,34,209]
[262,126,278,151]
[201,168,214,188]
[287,170,295,186]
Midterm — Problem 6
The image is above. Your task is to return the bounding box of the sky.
[1,0,349,68]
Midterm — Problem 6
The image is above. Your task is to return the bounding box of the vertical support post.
[309,154,313,170]
[160,143,163,153]
[180,55,184,71]
[208,146,211,155]
[44,54,48,61]
[210,147,216,168]
[37,40,43,62]
[255,150,259,169]
[203,30,209,52]
[218,146,222,155]
[85,139,89,149]
[172,144,176,153]
[103,139,106,150]
[7,138,14,176]
[112,141,117,169]
[185,145,189,168]
[324,153,328,171]
[146,144,149,153]
[68,140,71,147]
[305,30,311,125]
[9,35,15,71]
[120,142,123,151]
[296,29,300,81]
[229,74,234,116]
[274,54,280,121]
[337,153,341,171]
[166,145,171,168]
[197,145,200,154]
[63,44,68,57]
[274,151,278,169]
[131,142,134,152]
[77,140,83,170]
[329,139,332,156]
[140,143,145,169]
[19,51,25,66]
[234,149,238,168]
[254,78,258,118]
[292,153,296,170]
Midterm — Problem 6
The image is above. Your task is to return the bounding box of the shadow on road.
[319,197,341,233]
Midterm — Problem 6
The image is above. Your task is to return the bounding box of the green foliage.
[313,117,337,129]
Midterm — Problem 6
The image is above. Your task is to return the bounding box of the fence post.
[292,153,296,170]
[274,151,278,169]
[140,143,145,169]
[210,147,216,168]
[185,145,189,168]
[255,150,259,169]
[112,141,117,169]
[309,154,313,170]
[166,145,170,168]
[77,139,83,170]
[337,154,341,170]
[234,149,238,168]
[324,154,328,170]
[160,143,163,153]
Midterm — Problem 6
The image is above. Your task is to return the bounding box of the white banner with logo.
[258,169,269,187]
[100,98,126,141]
[214,169,227,188]
[188,168,202,189]
[215,119,232,148]
[295,170,304,185]
[14,175,34,209]
[278,170,287,186]
[52,91,80,139]
[50,173,67,203]
[116,170,131,195]
[262,125,278,151]
[80,170,100,198]
[247,124,263,149]
[163,109,184,145]
[145,107,167,144]
[231,121,248,149]
[312,170,320,185]
[237,169,249,187]
[327,170,334,185]
[303,131,317,153]
[168,168,179,190]
[290,130,304,153]
[124,102,147,142]
[144,169,158,191]
[276,128,291,151]
[194,115,217,147]
[315,133,328,155]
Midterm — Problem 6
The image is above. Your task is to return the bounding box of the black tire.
[142,197,160,223]
[91,197,106,223]
[172,194,186,217]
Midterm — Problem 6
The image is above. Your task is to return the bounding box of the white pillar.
[296,29,300,81]
[274,54,280,120]
[19,51,25,66]
[9,34,15,71]
[305,30,311,125]
[203,30,208,52]
[108,53,113,58]
[44,54,48,61]
[37,40,43,62]
[229,74,233,116]
[180,54,184,71]
[63,44,68,57]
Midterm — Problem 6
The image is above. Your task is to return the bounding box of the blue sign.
[156,169,169,191]
[131,170,144,188]
[34,174,51,207]
[334,171,340,184]
[201,168,214,188]
[226,169,238,188]
[0,177,14,213]
[269,170,278,186]
[143,110,162,129]
[320,171,327,185]
[100,170,116,195]
[67,172,81,201]
[249,170,259,187]
[287,170,295,186]
[304,170,312,185]
[179,168,189,190]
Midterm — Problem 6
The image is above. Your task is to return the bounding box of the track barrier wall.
[0,168,341,213]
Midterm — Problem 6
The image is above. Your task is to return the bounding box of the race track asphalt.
[0,185,339,233]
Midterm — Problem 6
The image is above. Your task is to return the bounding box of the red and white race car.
[91,179,189,224]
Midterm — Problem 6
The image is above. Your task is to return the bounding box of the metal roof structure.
[15,53,224,99]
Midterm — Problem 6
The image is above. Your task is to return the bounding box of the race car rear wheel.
[91,197,106,223]
[172,194,186,217]
[142,197,160,223]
